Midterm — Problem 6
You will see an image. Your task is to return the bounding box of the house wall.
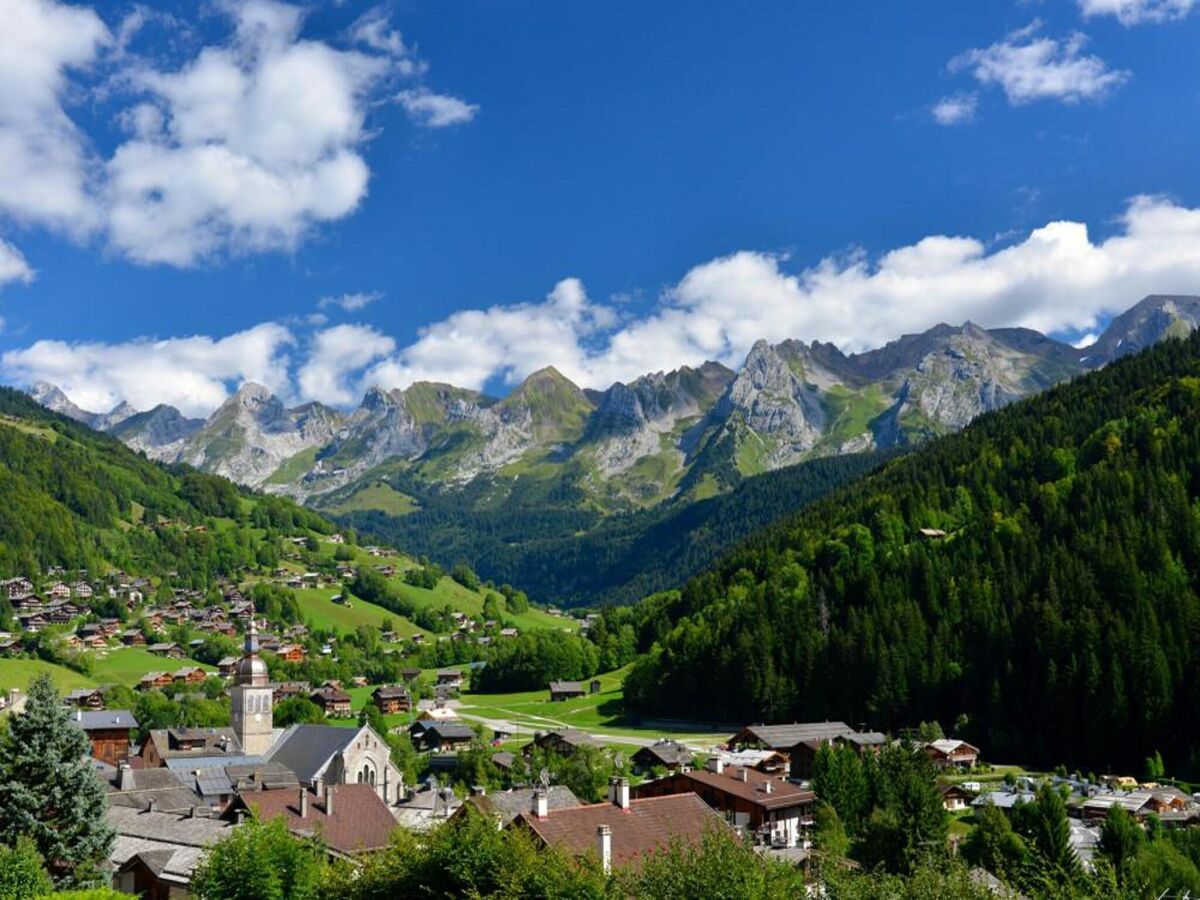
[329,727,405,805]
[88,730,131,766]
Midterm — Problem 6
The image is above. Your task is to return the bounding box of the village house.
[217,656,239,677]
[148,642,185,659]
[0,637,21,655]
[47,582,71,599]
[435,668,464,690]
[71,708,139,766]
[510,779,727,872]
[64,688,105,710]
[523,728,605,759]
[225,784,395,859]
[393,783,463,831]
[137,671,176,692]
[107,804,235,898]
[727,721,883,780]
[140,727,243,767]
[633,757,815,849]
[276,643,307,663]
[269,681,310,705]
[409,720,475,753]
[454,785,581,827]
[1080,787,1200,825]
[173,666,208,687]
[548,679,601,701]
[631,739,695,775]
[119,628,146,647]
[310,685,353,718]
[924,739,980,770]
[372,685,412,715]
[940,783,975,812]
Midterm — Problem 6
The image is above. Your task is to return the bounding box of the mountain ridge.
[26,294,1200,515]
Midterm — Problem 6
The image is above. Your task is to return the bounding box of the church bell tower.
[230,616,274,755]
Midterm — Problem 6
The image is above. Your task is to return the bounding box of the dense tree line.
[471,630,601,692]
[0,387,335,594]
[623,333,1200,774]
[339,450,892,606]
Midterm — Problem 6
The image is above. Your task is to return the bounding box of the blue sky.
[2,0,1200,415]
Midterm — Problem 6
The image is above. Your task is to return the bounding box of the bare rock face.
[176,383,343,487]
[710,340,829,467]
[109,405,204,459]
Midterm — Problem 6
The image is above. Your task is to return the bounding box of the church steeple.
[231,614,274,754]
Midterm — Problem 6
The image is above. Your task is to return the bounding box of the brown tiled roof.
[646,766,814,812]
[238,785,396,856]
[513,793,725,869]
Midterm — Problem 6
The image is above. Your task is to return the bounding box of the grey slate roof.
[107,806,234,885]
[264,724,358,783]
[461,786,580,826]
[73,709,139,730]
[731,722,855,749]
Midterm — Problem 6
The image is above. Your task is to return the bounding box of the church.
[136,618,406,807]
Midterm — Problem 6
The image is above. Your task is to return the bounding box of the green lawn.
[0,658,97,695]
[456,668,726,745]
[89,648,216,687]
[382,567,575,634]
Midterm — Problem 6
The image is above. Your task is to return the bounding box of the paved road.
[454,710,719,752]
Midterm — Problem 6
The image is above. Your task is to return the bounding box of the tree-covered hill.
[621,332,1200,774]
[340,449,896,606]
[0,385,333,587]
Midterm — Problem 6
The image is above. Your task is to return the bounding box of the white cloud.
[104,0,390,266]
[318,290,383,312]
[396,88,479,128]
[369,195,1200,392]
[363,277,614,390]
[1,322,294,416]
[13,196,1200,410]
[950,21,1129,105]
[0,0,110,235]
[0,238,34,288]
[296,323,395,404]
[349,5,424,75]
[931,93,978,125]
[1078,0,1197,23]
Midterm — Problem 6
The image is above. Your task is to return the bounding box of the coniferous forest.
[621,333,1200,775]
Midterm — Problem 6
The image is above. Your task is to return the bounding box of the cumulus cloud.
[0,0,110,236]
[363,277,615,390]
[0,0,473,269]
[1,322,294,416]
[951,21,1130,105]
[104,0,390,266]
[0,239,35,288]
[297,323,395,404]
[318,290,383,312]
[396,88,479,127]
[931,93,978,125]
[1078,0,1197,23]
[13,196,1200,411]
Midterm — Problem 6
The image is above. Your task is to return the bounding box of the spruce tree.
[0,675,114,887]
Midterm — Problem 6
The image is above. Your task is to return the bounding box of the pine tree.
[0,675,114,888]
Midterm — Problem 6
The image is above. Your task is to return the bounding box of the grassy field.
[325,481,418,516]
[89,648,217,687]
[0,658,97,695]
[382,567,574,634]
[456,668,727,746]
[292,587,426,637]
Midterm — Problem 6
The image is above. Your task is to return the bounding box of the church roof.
[264,724,360,784]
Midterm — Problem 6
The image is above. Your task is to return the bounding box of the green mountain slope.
[618,332,1200,773]
[341,448,898,606]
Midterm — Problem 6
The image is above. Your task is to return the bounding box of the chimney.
[147,799,158,813]
[314,775,324,796]
[533,789,548,819]
[739,768,749,783]
[299,787,308,818]
[763,780,773,795]
[708,756,723,775]
[597,824,612,874]
[118,762,134,791]
[324,784,334,818]
[235,809,246,825]
[615,778,630,810]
